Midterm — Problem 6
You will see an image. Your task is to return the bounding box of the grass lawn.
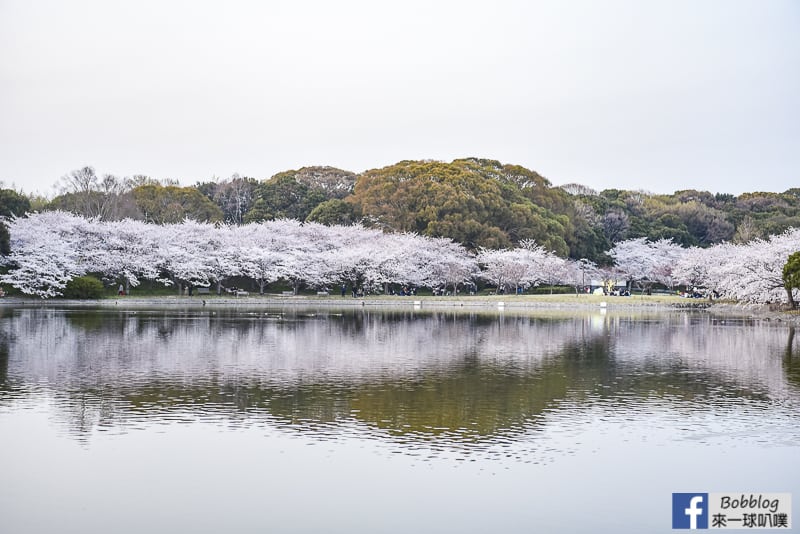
[98,290,697,306]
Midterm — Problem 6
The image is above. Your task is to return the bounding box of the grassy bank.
[6,293,798,323]
[1,292,701,309]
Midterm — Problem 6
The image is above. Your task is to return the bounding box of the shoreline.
[2,294,798,322]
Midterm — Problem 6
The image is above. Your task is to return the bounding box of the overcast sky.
[1,0,798,196]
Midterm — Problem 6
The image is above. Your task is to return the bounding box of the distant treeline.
[2,158,799,264]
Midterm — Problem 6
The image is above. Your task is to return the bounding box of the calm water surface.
[1,305,798,533]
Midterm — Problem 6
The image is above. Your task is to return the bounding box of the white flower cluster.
[0,212,480,297]
[612,230,800,304]
[4,211,795,304]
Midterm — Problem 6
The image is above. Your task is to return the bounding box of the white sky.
[1,0,798,196]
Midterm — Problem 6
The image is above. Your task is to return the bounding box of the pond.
[0,305,798,533]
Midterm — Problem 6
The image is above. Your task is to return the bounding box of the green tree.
[288,166,356,199]
[306,199,359,225]
[657,202,734,245]
[349,159,570,253]
[568,216,611,265]
[132,184,223,224]
[242,198,274,224]
[0,189,31,255]
[196,174,258,224]
[0,223,9,256]
[244,175,327,223]
[783,251,800,309]
[63,275,105,299]
[0,189,31,217]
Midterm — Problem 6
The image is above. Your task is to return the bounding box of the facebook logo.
[672,493,708,529]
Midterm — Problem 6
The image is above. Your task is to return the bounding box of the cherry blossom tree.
[149,220,218,293]
[343,232,475,294]
[83,218,160,292]
[203,224,241,294]
[713,228,800,304]
[561,258,600,294]
[672,228,800,304]
[267,219,332,294]
[422,237,479,295]
[477,241,561,294]
[537,252,569,294]
[0,211,87,297]
[376,232,419,293]
[673,243,729,298]
[315,223,384,293]
[477,248,527,294]
[233,223,284,294]
[611,238,685,294]
[7,209,793,306]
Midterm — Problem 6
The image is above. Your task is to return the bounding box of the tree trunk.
[217,280,222,295]
[787,286,796,309]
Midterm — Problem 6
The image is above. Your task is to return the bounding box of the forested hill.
[3,159,800,264]
[348,159,573,255]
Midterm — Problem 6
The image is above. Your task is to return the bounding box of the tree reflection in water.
[0,306,798,450]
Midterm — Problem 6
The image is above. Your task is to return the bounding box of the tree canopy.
[783,251,800,309]
[244,175,327,223]
[0,188,31,255]
[132,184,223,224]
[348,159,570,254]
[17,160,800,266]
[0,189,31,218]
[4,212,799,307]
